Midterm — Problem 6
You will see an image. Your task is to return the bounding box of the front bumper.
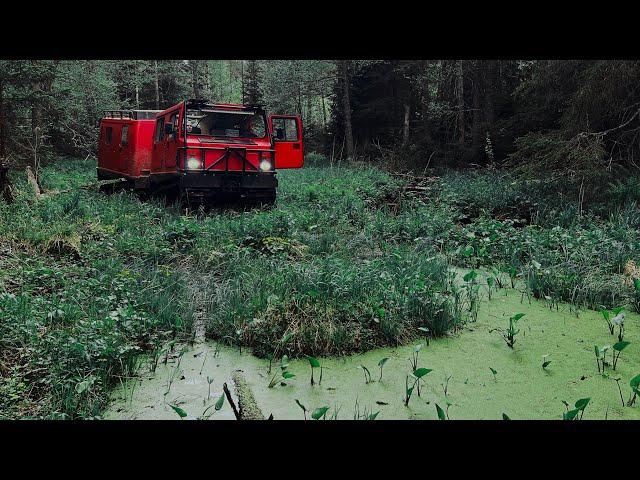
[179,171,277,200]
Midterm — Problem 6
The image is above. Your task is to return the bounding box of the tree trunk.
[340,60,355,159]
[192,61,200,100]
[321,95,327,132]
[421,60,431,134]
[484,60,497,132]
[402,103,410,147]
[154,60,160,109]
[456,60,465,145]
[0,76,5,159]
[471,63,482,153]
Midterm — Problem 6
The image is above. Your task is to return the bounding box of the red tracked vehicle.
[97,99,303,204]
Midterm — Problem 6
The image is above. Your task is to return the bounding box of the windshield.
[186,109,266,139]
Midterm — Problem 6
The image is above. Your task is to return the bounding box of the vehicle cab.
[151,99,303,202]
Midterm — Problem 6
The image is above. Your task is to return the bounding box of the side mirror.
[164,123,174,135]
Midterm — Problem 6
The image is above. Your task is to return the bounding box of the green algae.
[106,288,640,420]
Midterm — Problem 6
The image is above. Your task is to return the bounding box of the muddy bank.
[106,288,640,420]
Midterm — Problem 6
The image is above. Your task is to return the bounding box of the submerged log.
[231,370,265,420]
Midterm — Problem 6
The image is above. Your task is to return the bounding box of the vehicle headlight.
[187,157,201,170]
[259,160,272,172]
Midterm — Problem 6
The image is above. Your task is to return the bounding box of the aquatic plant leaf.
[563,409,579,420]
[280,355,289,370]
[574,398,590,411]
[489,367,497,376]
[414,343,424,353]
[368,411,379,420]
[542,360,552,369]
[413,368,433,378]
[512,313,525,322]
[630,374,640,389]
[282,371,295,379]
[612,312,625,326]
[613,341,630,352]
[435,403,446,420]
[311,406,330,420]
[502,413,511,420]
[215,394,225,411]
[307,356,320,368]
[170,404,188,418]
[463,270,477,282]
[378,357,389,368]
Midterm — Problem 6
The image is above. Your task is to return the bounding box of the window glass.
[186,110,266,138]
[272,118,285,140]
[272,118,298,141]
[105,126,113,145]
[121,125,129,146]
[155,118,164,143]
[284,118,298,141]
[168,113,178,141]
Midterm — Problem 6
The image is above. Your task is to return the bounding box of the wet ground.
[105,288,640,420]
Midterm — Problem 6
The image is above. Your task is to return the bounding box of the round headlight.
[187,157,201,170]
[259,160,272,172]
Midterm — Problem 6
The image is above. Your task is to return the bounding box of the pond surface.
[105,288,640,420]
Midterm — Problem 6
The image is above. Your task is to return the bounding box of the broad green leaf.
[563,409,579,420]
[574,398,590,411]
[170,404,188,418]
[368,411,380,420]
[542,360,552,369]
[215,394,225,411]
[512,313,525,322]
[613,341,630,352]
[435,403,446,420]
[612,307,624,315]
[630,374,640,389]
[311,406,329,420]
[280,355,289,370]
[307,356,320,368]
[378,357,389,368]
[633,278,640,291]
[502,413,511,420]
[282,371,295,379]
[413,368,433,378]
[463,270,477,282]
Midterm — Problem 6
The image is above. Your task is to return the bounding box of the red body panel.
[97,102,303,188]
[98,118,155,178]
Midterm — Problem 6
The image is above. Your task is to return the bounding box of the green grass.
[1,156,639,419]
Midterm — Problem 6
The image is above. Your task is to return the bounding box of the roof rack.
[103,110,161,120]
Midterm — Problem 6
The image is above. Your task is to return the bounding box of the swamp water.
[105,288,640,420]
